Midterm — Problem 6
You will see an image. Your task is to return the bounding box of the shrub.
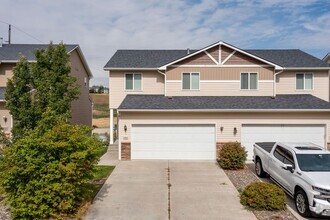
[218,142,247,169]
[0,121,104,219]
[240,182,286,211]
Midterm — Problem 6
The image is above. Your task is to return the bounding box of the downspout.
[157,70,166,96]
[273,68,284,97]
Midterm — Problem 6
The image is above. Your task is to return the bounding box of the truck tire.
[294,190,312,217]
[255,158,267,177]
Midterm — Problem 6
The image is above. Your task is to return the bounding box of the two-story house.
[0,43,93,134]
[105,41,330,160]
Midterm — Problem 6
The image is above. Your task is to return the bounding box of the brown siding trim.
[121,142,131,160]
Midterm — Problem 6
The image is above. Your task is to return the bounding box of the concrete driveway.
[85,161,256,220]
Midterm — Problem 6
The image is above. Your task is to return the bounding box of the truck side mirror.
[282,164,294,173]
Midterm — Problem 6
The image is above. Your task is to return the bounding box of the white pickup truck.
[253,142,330,217]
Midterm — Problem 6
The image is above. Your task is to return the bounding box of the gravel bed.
[224,166,297,220]
[0,198,10,220]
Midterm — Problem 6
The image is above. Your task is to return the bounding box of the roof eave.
[158,41,283,70]
[118,109,330,112]
[283,67,330,70]
[68,46,93,78]
[104,67,158,71]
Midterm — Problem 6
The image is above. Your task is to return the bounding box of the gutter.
[157,70,166,96]
[273,69,284,97]
[117,109,330,113]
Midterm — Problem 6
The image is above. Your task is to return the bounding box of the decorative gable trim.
[159,41,283,70]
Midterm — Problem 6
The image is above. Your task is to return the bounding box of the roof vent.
[271,96,275,99]
[187,48,190,54]
[0,38,3,47]
[168,96,173,100]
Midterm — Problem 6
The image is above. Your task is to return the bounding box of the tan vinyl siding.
[0,103,11,133]
[166,67,274,80]
[166,81,273,96]
[276,70,329,101]
[119,112,330,143]
[176,52,215,65]
[224,51,265,65]
[69,50,92,127]
[0,64,15,87]
[109,71,165,109]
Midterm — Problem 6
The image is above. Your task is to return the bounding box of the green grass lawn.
[93,104,110,112]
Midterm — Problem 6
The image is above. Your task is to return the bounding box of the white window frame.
[182,72,200,90]
[296,73,313,90]
[125,73,143,91]
[240,72,259,90]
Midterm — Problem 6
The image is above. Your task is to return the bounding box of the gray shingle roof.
[245,49,329,68]
[119,94,330,110]
[105,48,329,69]
[104,49,198,68]
[0,87,5,100]
[0,44,78,61]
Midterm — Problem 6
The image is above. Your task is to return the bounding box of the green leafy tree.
[97,85,104,93]
[5,43,80,140]
[0,114,103,219]
[5,57,37,139]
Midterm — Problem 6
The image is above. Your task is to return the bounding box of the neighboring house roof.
[0,44,92,77]
[105,41,329,69]
[118,94,330,111]
[104,49,198,69]
[0,87,5,100]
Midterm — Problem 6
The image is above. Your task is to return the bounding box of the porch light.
[2,116,7,123]
[124,125,127,133]
[233,127,237,135]
[220,126,224,132]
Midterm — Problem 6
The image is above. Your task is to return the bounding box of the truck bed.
[255,142,276,153]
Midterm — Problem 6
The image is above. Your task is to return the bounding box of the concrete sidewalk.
[98,141,119,166]
[85,161,256,220]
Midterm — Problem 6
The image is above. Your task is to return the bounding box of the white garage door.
[241,124,326,160]
[131,124,216,160]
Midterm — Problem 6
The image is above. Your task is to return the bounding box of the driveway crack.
[167,160,171,220]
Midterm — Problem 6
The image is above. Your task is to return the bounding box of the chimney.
[187,48,190,54]
[0,38,3,47]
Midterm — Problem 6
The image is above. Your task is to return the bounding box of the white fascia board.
[322,53,329,61]
[104,67,158,71]
[283,67,330,70]
[118,109,330,113]
[219,41,283,69]
[158,41,284,70]
[158,41,221,70]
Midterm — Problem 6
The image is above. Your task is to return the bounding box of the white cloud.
[0,0,329,86]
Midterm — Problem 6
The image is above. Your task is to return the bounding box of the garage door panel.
[131,124,216,160]
[242,124,325,160]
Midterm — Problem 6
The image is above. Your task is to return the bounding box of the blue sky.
[0,0,329,86]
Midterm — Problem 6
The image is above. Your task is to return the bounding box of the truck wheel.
[295,190,311,217]
[255,159,266,177]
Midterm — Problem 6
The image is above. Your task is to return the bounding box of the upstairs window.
[241,72,258,90]
[296,73,313,90]
[182,72,199,90]
[125,73,142,90]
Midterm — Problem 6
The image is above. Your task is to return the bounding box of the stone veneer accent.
[121,142,131,160]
